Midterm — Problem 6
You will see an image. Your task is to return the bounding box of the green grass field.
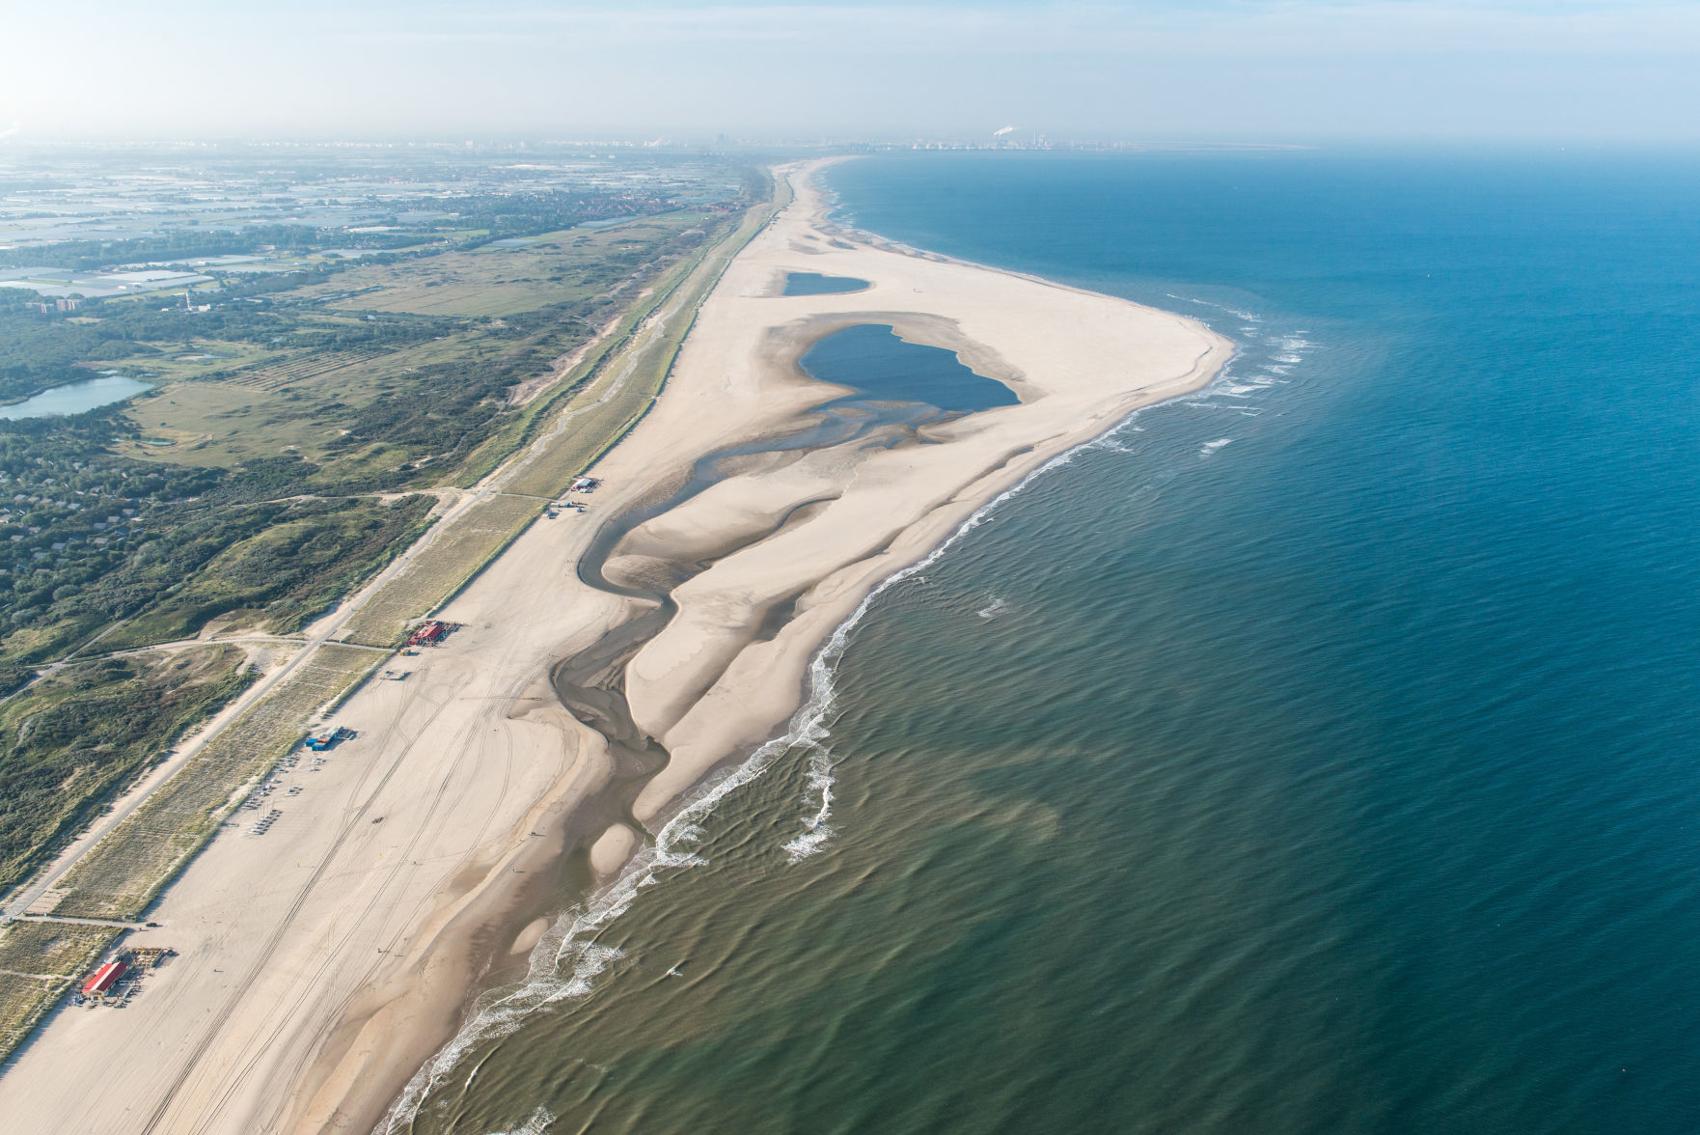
[286,212,717,318]
[112,213,719,483]
[120,382,338,468]
[101,339,283,385]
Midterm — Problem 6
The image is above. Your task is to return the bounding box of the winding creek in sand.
[0,160,1226,1134]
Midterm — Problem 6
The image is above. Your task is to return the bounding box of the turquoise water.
[0,374,150,419]
[782,271,869,296]
[800,323,1019,413]
[400,150,1700,1134]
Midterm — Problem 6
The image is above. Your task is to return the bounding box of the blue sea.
[401,149,1700,1134]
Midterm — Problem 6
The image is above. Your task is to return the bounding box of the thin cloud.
[4,1,1699,140]
[454,1,1700,56]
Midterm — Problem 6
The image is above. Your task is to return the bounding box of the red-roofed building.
[82,960,127,998]
[407,620,447,647]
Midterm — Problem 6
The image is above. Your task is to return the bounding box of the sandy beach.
[0,160,1229,1134]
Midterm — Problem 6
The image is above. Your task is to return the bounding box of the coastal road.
[0,225,732,928]
[0,366,599,928]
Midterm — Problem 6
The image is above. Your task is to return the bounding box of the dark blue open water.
[401,150,1700,1135]
[800,322,1019,413]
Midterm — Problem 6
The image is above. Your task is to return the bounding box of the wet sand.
[0,160,1229,1134]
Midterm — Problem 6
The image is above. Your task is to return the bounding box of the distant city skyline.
[5,1,1699,144]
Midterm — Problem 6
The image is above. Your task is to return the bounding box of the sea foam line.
[483,1106,556,1135]
[773,319,1291,858]
[1165,292,1262,323]
[382,320,1276,1132]
[378,384,1197,1131]
[774,384,1212,862]
[378,730,795,1130]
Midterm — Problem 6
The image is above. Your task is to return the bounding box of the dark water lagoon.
[799,322,1018,413]
[396,150,1700,1135]
[781,270,868,296]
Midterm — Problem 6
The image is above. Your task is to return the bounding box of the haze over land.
[1,2,1698,1131]
[4,1,1700,143]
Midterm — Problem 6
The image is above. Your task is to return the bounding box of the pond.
[0,375,152,420]
[782,271,870,296]
[797,323,1017,413]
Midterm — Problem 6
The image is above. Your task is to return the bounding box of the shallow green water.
[391,150,1700,1135]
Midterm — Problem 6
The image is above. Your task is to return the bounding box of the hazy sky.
[4,0,1699,143]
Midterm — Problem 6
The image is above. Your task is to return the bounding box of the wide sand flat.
[0,161,1228,1134]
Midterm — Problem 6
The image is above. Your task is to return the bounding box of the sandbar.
[0,159,1229,1134]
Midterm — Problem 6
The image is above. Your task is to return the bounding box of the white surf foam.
[1087,424,1145,454]
[1200,437,1234,457]
[484,1106,556,1135]
[781,746,838,862]
[380,348,1258,1130]
[1165,292,1263,323]
[776,381,1236,860]
[378,736,794,1131]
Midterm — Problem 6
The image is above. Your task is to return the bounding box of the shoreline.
[0,158,1230,1134]
[377,160,1232,1130]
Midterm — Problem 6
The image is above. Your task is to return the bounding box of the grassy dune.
[0,176,783,1068]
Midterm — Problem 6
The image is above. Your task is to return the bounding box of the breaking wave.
[1166,292,1263,323]
[377,725,801,1130]
[379,304,1306,1132]
[775,406,1177,860]
[484,1107,556,1135]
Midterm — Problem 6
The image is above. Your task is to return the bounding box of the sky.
[2,0,1699,144]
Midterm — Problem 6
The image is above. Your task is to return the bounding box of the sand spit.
[0,161,1229,1134]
